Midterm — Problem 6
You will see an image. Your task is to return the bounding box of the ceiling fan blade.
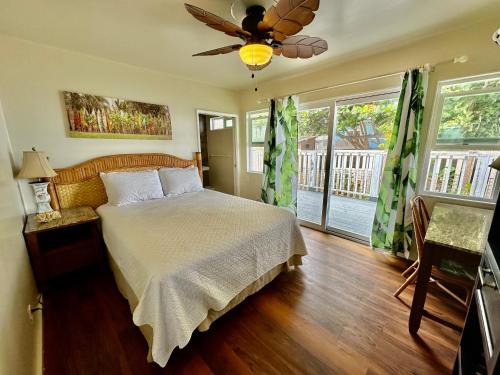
[185,3,251,39]
[279,35,328,58]
[260,0,319,41]
[193,44,243,56]
[262,0,320,41]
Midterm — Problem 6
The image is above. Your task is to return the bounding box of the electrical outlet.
[27,304,34,321]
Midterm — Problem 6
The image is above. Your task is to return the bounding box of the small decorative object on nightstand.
[16,148,59,221]
[23,206,104,291]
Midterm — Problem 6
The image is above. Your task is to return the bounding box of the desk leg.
[409,244,434,334]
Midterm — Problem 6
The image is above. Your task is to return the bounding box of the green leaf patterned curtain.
[261,96,299,213]
[371,69,428,257]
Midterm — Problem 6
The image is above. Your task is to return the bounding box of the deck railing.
[424,150,500,200]
[298,150,387,200]
[250,148,500,201]
[250,147,264,173]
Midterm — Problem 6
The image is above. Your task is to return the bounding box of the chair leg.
[464,286,472,307]
[394,268,418,298]
[435,281,467,307]
[402,260,418,277]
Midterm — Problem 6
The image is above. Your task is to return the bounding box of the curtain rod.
[257,56,468,103]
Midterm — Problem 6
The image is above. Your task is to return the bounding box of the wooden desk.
[409,203,493,334]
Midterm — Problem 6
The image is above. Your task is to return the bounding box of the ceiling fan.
[184,0,328,71]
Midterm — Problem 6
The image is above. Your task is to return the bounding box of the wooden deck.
[298,190,376,238]
[43,228,465,374]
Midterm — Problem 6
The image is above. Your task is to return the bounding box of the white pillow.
[100,170,164,206]
[158,167,203,196]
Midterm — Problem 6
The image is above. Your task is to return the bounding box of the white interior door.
[207,123,234,195]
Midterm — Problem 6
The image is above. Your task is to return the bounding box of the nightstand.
[23,206,104,291]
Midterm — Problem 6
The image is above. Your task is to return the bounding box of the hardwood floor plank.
[43,227,463,374]
[226,303,333,375]
[252,292,384,374]
[197,331,254,375]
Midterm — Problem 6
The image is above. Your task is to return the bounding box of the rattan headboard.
[47,152,202,210]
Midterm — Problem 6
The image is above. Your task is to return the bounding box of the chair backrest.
[410,195,431,262]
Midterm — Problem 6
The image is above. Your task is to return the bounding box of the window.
[210,117,234,130]
[210,118,224,130]
[247,110,268,173]
[422,73,500,202]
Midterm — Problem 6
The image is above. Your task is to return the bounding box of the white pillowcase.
[158,167,203,196]
[100,170,164,206]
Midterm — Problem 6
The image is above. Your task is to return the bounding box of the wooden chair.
[393,196,472,307]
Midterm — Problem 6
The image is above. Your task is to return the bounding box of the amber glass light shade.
[239,43,273,66]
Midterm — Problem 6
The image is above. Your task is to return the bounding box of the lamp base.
[30,181,53,214]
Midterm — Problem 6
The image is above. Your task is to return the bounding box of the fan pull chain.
[251,72,258,92]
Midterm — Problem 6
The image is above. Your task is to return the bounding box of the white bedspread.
[96,189,307,367]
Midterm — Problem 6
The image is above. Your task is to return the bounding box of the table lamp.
[16,148,57,214]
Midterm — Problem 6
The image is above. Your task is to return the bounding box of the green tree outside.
[437,92,500,143]
[298,99,398,150]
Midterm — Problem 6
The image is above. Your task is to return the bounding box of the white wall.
[237,16,500,203]
[0,35,240,212]
[0,99,41,375]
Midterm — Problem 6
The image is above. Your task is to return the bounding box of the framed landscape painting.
[63,91,172,140]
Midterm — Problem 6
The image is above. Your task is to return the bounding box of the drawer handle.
[476,289,493,358]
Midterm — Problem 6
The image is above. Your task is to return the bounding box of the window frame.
[246,109,269,174]
[209,116,233,131]
[418,72,500,204]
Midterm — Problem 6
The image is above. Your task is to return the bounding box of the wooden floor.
[43,228,465,375]
[297,191,376,238]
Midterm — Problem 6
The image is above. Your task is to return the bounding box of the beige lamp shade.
[490,156,500,171]
[16,151,57,179]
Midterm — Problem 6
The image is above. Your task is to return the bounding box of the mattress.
[96,189,307,366]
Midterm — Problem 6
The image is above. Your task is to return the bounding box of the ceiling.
[0,0,497,90]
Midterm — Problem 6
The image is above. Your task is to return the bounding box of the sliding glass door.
[326,92,399,241]
[297,90,399,242]
[297,103,331,226]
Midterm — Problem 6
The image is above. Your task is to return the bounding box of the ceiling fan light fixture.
[239,43,273,66]
[185,1,328,73]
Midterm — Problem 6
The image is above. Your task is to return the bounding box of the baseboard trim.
[33,299,43,375]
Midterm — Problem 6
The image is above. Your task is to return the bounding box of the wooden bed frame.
[47,152,203,211]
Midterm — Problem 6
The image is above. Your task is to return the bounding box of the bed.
[48,152,307,367]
